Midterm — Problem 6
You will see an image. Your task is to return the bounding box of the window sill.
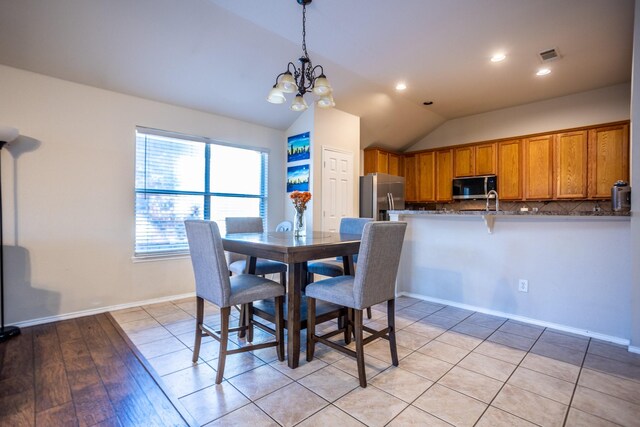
[131,253,190,263]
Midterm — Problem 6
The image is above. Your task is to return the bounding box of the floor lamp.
[0,126,20,343]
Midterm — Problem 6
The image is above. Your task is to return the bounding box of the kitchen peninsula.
[390,209,632,346]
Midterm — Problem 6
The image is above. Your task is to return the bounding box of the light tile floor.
[110,297,640,426]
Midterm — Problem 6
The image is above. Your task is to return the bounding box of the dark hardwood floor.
[0,313,193,427]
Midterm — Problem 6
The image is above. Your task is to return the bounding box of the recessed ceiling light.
[490,53,506,62]
[536,68,551,76]
[395,82,407,91]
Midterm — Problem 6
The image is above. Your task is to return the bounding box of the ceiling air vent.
[539,48,560,63]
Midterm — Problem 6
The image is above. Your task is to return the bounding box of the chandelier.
[266,0,334,112]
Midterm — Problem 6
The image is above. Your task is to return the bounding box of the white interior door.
[322,147,354,232]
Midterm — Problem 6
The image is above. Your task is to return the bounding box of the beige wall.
[407,83,630,151]
[0,65,286,325]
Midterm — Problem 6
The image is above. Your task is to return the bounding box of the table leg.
[287,262,303,368]
[342,255,355,276]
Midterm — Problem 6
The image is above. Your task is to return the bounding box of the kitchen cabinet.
[454,143,496,177]
[435,149,453,202]
[404,154,417,201]
[554,130,587,199]
[454,146,474,177]
[588,123,629,198]
[497,139,522,200]
[475,143,497,175]
[523,135,554,200]
[363,148,403,176]
[417,151,436,202]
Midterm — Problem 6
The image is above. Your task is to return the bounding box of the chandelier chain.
[302,3,308,58]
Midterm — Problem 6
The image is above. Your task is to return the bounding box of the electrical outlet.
[518,279,529,293]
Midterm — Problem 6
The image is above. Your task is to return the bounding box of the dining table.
[221,230,361,368]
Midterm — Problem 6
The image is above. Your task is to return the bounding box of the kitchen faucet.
[486,190,499,212]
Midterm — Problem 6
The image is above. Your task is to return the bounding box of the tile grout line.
[560,337,591,427]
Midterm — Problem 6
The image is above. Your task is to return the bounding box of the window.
[135,128,268,256]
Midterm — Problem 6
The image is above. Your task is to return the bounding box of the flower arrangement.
[290,191,311,237]
[290,191,312,213]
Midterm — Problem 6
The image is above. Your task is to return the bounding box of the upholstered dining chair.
[225,217,288,286]
[185,220,284,384]
[305,221,407,387]
[275,220,293,231]
[306,217,373,318]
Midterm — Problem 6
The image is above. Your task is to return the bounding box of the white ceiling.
[0,0,634,151]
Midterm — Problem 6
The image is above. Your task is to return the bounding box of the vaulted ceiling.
[0,0,634,151]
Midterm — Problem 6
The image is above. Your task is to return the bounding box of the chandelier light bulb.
[290,95,308,112]
[316,94,335,108]
[278,72,298,93]
[267,86,286,104]
[312,75,332,96]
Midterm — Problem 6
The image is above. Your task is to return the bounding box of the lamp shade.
[0,126,19,143]
[278,72,298,94]
[290,95,308,112]
[267,87,286,104]
[312,75,332,96]
[316,94,335,108]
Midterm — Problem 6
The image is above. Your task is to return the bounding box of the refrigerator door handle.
[388,192,394,210]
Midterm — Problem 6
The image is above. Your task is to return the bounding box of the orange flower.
[290,191,311,212]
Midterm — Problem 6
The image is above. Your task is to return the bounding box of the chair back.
[226,217,264,234]
[276,220,293,232]
[352,222,407,309]
[339,217,373,235]
[339,217,373,262]
[185,220,232,307]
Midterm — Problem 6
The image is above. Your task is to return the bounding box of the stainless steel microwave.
[452,175,497,200]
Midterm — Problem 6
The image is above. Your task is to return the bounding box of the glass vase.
[294,208,306,238]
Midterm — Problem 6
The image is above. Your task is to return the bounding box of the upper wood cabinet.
[417,151,436,202]
[435,149,453,202]
[404,154,417,201]
[454,146,475,177]
[363,148,403,176]
[497,139,522,200]
[587,123,629,198]
[454,143,496,177]
[554,130,587,199]
[523,135,554,200]
[475,143,497,175]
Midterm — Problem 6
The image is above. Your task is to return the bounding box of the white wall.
[0,65,286,325]
[396,214,632,341]
[408,83,631,151]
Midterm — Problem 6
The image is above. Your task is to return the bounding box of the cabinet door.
[404,154,417,201]
[454,146,475,177]
[363,149,388,175]
[388,153,402,176]
[497,140,523,200]
[435,149,453,202]
[588,124,629,198]
[524,135,554,200]
[475,143,496,175]
[417,151,436,202]
[555,131,587,199]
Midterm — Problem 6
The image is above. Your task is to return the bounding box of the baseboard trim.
[399,291,631,347]
[12,292,196,328]
[628,345,640,355]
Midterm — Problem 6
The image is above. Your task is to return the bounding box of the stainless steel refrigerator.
[359,173,405,221]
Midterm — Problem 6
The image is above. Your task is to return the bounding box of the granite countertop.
[390,209,631,217]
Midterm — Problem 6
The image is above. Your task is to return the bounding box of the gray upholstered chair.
[305,221,407,387]
[275,220,293,231]
[306,217,373,318]
[225,217,288,286]
[185,220,284,384]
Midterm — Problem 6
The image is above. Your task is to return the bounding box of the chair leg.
[366,307,372,319]
[306,296,316,362]
[238,304,246,338]
[193,297,204,363]
[275,296,285,362]
[387,299,399,366]
[216,307,230,384]
[354,309,367,387]
[246,302,254,342]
